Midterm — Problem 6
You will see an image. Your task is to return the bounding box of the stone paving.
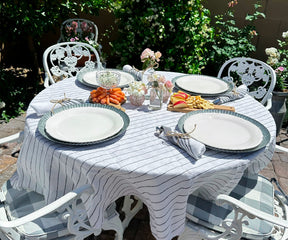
[0,115,288,240]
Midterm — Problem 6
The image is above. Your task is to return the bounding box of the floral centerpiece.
[126,81,147,106]
[139,48,173,109]
[140,48,162,71]
[265,30,288,91]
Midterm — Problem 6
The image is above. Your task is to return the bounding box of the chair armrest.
[0,184,93,228]
[265,98,272,110]
[44,72,51,88]
[0,132,23,145]
[216,194,288,228]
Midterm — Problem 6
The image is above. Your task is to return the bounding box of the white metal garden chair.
[43,42,104,88]
[0,180,126,240]
[178,58,288,240]
[217,57,276,110]
[178,173,288,240]
[217,57,287,153]
[58,18,99,44]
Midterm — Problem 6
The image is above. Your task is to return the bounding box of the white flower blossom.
[126,81,147,96]
[282,31,288,39]
[265,47,280,59]
[267,57,279,66]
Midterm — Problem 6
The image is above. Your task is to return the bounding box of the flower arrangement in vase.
[126,81,147,106]
[139,48,173,109]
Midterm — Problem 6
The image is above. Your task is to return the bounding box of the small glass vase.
[129,94,145,106]
[162,89,171,103]
[149,87,163,110]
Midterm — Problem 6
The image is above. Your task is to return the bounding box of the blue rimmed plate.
[172,74,233,96]
[38,103,130,145]
[77,69,136,89]
[177,109,270,153]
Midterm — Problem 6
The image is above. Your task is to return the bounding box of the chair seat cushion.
[186,174,274,238]
[0,180,71,239]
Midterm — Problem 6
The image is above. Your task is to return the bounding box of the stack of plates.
[38,103,130,145]
[78,69,136,88]
[177,109,270,153]
[172,75,233,96]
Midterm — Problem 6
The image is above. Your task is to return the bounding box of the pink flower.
[81,21,88,31]
[276,66,285,72]
[228,0,238,7]
[71,21,78,34]
[70,38,76,42]
[155,51,162,62]
[165,80,173,90]
[158,75,166,83]
[250,30,257,36]
[140,48,154,62]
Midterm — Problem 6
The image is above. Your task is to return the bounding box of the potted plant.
[265,30,288,135]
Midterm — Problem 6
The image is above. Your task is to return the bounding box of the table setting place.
[29,48,271,159]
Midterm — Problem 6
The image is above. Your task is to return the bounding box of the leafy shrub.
[204,1,265,75]
[110,0,214,74]
[0,67,43,122]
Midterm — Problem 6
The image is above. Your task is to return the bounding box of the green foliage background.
[0,0,265,121]
[110,0,214,74]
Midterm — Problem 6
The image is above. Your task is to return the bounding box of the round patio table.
[11,71,276,240]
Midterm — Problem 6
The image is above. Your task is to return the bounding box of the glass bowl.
[96,70,121,89]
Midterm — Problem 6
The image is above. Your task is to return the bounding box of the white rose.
[267,57,279,66]
[282,31,288,39]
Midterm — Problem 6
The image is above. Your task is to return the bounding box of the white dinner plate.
[175,75,230,95]
[181,110,263,151]
[45,106,124,143]
[82,69,135,88]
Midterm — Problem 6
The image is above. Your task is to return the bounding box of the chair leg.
[121,195,143,230]
[102,213,124,240]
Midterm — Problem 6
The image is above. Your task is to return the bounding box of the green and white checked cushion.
[0,180,79,239]
[186,174,274,238]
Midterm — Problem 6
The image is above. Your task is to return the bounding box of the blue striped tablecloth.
[10,71,276,240]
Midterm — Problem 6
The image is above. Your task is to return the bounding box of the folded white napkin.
[213,85,248,105]
[123,65,142,81]
[156,126,206,160]
[30,98,84,116]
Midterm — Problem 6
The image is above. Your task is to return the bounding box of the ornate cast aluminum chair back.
[217,57,276,109]
[43,42,103,88]
[58,18,99,44]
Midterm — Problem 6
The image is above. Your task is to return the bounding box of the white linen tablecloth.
[11,71,276,240]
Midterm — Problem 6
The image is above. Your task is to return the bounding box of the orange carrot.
[110,98,120,105]
[113,91,125,97]
[109,94,121,101]
[110,88,122,93]
[106,95,110,105]
[100,98,107,104]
